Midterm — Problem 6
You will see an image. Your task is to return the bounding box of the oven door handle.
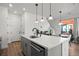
[31,45,41,52]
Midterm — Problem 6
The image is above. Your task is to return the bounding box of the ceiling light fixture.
[23,8,26,11]
[35,4,38,24]
[48,3,53,20]
[41,2,44,22]
[9,3,13,7]
[59,10,63,25]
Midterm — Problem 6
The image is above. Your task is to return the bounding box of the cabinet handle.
[31,45,41,52]
[25,43,27,47]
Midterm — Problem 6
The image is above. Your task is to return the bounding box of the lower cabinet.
[48,44,62,56]
[62,40,69,56]
[31,42,45,56]
[21,36,69,56]
[21,37,31,56]
[21,36,46,56]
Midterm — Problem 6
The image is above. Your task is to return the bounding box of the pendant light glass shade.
[35,20,38,23]
[35,4,38,24]
[49,16,53,20]
[48,3,53,20]
[41,18,44,22]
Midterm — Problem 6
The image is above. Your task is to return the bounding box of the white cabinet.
[48,44,62,56]
[62,40,69,56]
[48,40,69,56]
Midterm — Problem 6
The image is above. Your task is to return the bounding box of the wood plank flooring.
[0,41,23,56]
[69,43,79,56]
[0,41,79,56]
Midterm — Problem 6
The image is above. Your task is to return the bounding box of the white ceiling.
[0,3,79,19]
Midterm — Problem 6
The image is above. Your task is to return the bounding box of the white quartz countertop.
[21,34,71,49]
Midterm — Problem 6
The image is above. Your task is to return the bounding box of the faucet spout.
[32,28,39,36]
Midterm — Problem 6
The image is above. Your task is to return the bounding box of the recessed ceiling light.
[23,8,26,11]
[14,11,17,14]
[9,3,13,7]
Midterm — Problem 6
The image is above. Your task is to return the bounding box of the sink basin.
[60,34,69,38]
[30,35,38,38]
[61,36,69,38]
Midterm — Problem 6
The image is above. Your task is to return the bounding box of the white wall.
[0,7,8,49]
[76,18,79,36]
[22,11,61,35]
[21,14,25,34]
[22,12,50,35]
[0,6,21,49]
[48,19,61,35]
[7,13,21,43]
[73,18,79,39]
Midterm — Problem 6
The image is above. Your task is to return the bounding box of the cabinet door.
[21,37,26,55]
[62,40,69,56]
[21,37,31,56]
[48,44,62,56]
[21,37,28,55]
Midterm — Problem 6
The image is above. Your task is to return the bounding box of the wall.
[21,14,25,34]
[7,13,21,43]
[74,18,79,39]
[0,7,8,49]
[77,18,79,36]
[60,18,79,40]
[61,18,74,31]
[22,12,50,35]
[0,6,21,49]
[48,19,61,35]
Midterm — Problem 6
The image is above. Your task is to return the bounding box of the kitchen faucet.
[32,28,40,36]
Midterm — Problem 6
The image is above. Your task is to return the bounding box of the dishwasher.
[31,42,45,56]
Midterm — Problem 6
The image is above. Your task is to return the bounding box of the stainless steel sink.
[30,35,38,38]
[61,36,69,38]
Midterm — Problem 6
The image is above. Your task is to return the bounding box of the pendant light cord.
[50,3,51,16]
[35,4,38,21]
[77,19,78,36]
[59,10,62,22]
[42,2,43,19]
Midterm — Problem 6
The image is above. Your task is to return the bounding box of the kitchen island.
[21,34,71,56]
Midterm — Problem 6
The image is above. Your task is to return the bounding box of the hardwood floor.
[69,43,79,56]
[0,41,79,56]
[0,41,23,56]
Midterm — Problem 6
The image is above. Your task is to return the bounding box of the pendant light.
[48,3,53,20]
[35,4,38,24]
[41,3,44,22]
[59,10,63,25]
